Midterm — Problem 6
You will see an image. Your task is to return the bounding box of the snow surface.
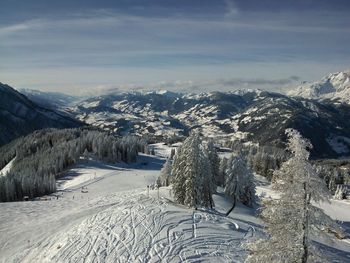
[1,145,350,262]
[0,146,262,263]
[0,157,16,177]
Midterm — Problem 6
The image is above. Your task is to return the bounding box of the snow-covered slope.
[1,144,350,262]
[0,150,262,263]
[0,157,15,176]
[289,70,350,104]
[71,90,350,158]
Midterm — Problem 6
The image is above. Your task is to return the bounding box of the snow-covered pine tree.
[172,131,214,208]
[171,143,186,205]
[157,158,172,187]
[245,129,337,263]
[206,139,220,190]
[334,185,346,200]
[201,148,215,208]
[218,157,228,187]
[225,154,255,215]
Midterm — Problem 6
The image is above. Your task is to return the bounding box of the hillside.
[20,88,80,109]
[71,90,350,158]
[0,83,83,146]
[0,128,146,201]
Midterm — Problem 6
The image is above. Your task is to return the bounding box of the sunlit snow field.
[0,144,349,262]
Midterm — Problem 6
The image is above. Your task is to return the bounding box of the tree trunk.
[301,182,311,263]
[225,195,236,216]
[226,181,238,216]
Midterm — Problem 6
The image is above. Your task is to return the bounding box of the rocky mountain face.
[288,70,350,104]
[0,83,83,146]
[71,90,350,158]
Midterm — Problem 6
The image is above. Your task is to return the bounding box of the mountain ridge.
[72,89,350,158]
[288,70,350,104]
[0,82,83,146]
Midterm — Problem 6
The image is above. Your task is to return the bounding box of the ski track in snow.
[2,148,349,263]
[19,193,248,263]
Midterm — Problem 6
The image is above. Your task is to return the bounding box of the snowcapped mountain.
[288,70,350,104]
[0,83,83,146]
[71,90,350,158]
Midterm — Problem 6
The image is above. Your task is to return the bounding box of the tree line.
[227,139,350,196]
[0,128,148,202]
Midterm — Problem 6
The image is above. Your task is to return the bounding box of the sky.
[0,0,350,95]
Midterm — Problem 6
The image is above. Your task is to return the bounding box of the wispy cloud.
[0,22,32,36]
[0,3,349,94]
[86,75,302,95]
[225,0,238,18]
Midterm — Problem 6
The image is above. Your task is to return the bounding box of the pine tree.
[225,154,255,215]
[201,149,215,208]
[171,143,187,205]
[206,140,220,190]
[172,132,214,208]
[218,157,228,187]
[334,185,346,200]
[157,158,172,187]
[245,129,337,263]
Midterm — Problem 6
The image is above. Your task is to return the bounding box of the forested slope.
[0,128,148,202]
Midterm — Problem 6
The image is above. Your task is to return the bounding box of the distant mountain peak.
[288,70,350,103]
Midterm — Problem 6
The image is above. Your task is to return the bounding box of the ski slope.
[0,144,350,262]
[0,146,261,263]
[19,191,258,263]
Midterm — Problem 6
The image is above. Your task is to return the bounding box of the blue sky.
[0,0,349,94]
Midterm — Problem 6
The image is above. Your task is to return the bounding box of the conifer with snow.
[218,157,228,187]
[334,185,346,200]
[206,140,220,190]
[245,129,338,263]
[156,158,172,187]
[225,154,255,215]
[172,131,214,208]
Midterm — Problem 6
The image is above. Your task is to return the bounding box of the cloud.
[91,76,302,95]
[0,22,31,36]
[225,0,239,17]
[218,76,301,86]
[0,7,349,94]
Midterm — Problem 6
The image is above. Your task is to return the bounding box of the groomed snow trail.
[2,150,350,262]
[20,192,250,263]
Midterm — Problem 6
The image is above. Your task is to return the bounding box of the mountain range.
[1,70,350,158]
[72,88,350,158]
